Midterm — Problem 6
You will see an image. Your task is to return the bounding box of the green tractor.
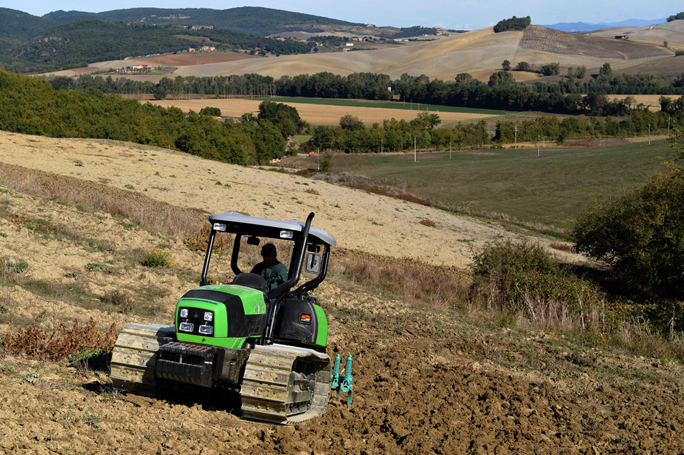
[110,211,340,425]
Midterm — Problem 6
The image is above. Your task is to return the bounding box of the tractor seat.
[231,273,268,293]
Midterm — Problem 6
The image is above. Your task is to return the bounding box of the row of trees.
[306,108,678,154]
[0,69,296,165]
[49,68,684,119]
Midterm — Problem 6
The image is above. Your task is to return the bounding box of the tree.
[339,114,365,131]
[455,73,473,83]
[488,71,516,87]
[200,106,222,116]
[567,67,576,79]
[516,61,531,72]
[493,16,531,32]
[573,130,684,298]
[664,41,669,48]
[502,60,511,71]
[599,62,613,79]
[540,63,560,76]
[575,66,587,79]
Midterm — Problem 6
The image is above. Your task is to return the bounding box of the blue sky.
[5,1,681,30]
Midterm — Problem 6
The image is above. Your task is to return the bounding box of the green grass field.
[326,140,676,229]
[255,97,506,116]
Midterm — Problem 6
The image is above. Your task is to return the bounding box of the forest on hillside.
[0,20,316,74]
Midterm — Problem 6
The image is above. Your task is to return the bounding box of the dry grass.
[0,163,204,239]
[332,248,470,311]
[0,317,117,361]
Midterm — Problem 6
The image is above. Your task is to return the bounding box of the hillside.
[0,8,55,51]
[43,7,363,36]
[2,130,684,453]
[109,24,678,82]
[587,19,684,45]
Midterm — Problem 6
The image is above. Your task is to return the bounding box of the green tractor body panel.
[175,285,268,349]
[313,304,328,347]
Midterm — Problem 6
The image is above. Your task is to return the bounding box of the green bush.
[471,241,611,330]
[573,164,684,298]
[141,249,174,268]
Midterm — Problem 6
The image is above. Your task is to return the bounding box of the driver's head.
[261,243,277,266]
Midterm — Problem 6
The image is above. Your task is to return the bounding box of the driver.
[251,243,288,290]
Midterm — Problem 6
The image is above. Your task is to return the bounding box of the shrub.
[141,249,174,268]
[185,222,232,252]
[320,151,334,172]
[419,219,436,227]
[574,164,684,298]
[470,241,612,331]
[0,317,117,361]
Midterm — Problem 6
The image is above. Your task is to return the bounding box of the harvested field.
[147,98,496,126]
[520,26,670,60]
[128,52,262,66]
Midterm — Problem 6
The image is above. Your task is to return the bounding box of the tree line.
[49,67,684,118]
[306,107,681,154]
[0,69,305,165]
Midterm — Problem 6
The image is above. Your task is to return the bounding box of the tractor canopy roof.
[209,212,336,247]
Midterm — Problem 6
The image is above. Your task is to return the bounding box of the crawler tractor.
[110,212,340,424]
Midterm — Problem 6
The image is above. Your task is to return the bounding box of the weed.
[74,160,84,167]
[86,263,116,274]
[1,258,29,274]
[550,242,572,252]
[185,223,231,253]
[82,409,101,428]
[124,184,134,190]
[215,181,222,185]
[100,290,133,313]
[53,405,75,422]
[420,218,436,227]
[141,249,174,268]
[306,188,320,195]
[0,317,117,361]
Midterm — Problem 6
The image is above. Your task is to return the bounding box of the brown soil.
[1,131,684,454]
[132,52,262,66]
[520,26,671,60]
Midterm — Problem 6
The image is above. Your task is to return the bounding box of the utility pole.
[514,126,517,148]
[648,124,651,145]
[413,135,418,162]
[449,142,452,159]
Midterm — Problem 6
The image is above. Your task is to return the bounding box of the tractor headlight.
[203,311,213,322]
[180,308,189,318]
[198,325,214,335]
[179,322,194,332]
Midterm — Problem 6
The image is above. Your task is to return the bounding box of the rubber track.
[110,323,175,397]
[240,344,330,425]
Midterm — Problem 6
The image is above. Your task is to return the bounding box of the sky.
[3,1,681,30]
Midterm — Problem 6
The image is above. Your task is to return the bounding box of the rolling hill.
[107,24,680,83]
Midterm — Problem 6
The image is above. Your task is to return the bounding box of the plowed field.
[1,131,683,454]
